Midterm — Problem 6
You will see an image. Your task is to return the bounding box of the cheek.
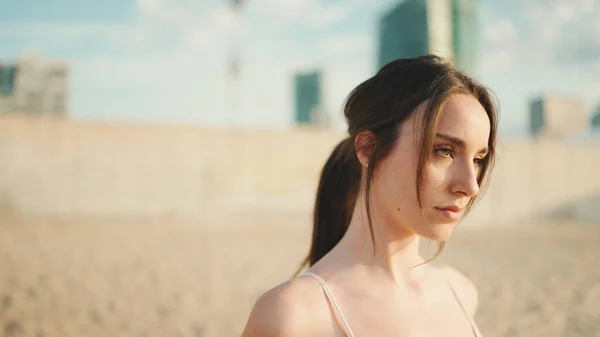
[373,160,419,211]
[420,164,449,200]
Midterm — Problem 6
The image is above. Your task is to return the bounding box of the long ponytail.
[294,137,362,275]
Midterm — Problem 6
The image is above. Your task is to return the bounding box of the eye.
[434,146,453,158]
[474,157,486,167]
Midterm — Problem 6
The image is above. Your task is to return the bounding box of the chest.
[346,304,476,337]
[322,287,477,337]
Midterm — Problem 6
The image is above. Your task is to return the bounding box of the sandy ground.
[1,213,599,337]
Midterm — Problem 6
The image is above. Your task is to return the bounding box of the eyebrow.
[435,133,489,154]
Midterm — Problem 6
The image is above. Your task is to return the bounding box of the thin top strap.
[300,272,356,337]
[301,271,481,337]
[444,273,483,337]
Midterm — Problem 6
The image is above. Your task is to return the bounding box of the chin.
[420,221,457,242]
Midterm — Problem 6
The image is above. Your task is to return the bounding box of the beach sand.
[1,213,599,337]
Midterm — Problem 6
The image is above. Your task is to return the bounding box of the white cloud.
[582,81,600,102]
[555,4,576,23]
[593,59,600,73]
[0,1,231,123]
[526,0,597,45]
[0,23,129,40]
[210,5,247,36]
[478,0,600,130]
[307,3,352,28]
[526,2,545,20]
[525,0,594,19]
[479,50,518,74]
[319,33,370,56]
[138,0,163,14]
[579,0,595,14]
[187,27,216,50]
[484,18,517,44]
[479,18,519,73]
[249,0,364,29]
[481,0,600,76]
[250,0,315,20]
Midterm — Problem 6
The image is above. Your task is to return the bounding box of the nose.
[451,160,480,198]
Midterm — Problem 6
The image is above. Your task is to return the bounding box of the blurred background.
[0,0,599,336]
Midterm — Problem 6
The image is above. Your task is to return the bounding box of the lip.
[437,205,462,213]
[435,206,463,221]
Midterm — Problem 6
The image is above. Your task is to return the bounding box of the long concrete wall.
[1,116,599,226]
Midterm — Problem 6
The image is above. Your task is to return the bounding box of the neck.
[335,193,427,284]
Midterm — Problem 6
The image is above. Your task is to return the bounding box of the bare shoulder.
[241,275,329,337]
[442,265,479,316]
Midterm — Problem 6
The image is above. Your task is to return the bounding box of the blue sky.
[1,0,599,135]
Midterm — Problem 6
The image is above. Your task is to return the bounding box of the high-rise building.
[378,0,432,68]
[294,70,324,126]
[529,96,588,137]
[0,65,17,96]
[377,0,478,75]
[592,105,600,128]
[452,0,478,75]
[0,53,69,116]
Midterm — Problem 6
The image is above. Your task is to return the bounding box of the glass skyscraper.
[377,0,430,69]
[452,0,478,75]
[377,0,478,76]
[592,106,600,128]
[529,99,545,136]
[0,65,17,96]
[294,71,322,124]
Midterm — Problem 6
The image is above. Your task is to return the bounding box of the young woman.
[242,55,497,337]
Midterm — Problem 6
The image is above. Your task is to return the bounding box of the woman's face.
[371,93,491,241]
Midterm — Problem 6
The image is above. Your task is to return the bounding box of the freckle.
[397,208,401,211]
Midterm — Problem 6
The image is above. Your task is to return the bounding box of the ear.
[354,130,376,168]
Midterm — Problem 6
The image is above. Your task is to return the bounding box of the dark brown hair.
[295,55,498,273]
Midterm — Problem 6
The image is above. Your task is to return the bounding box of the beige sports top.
[300,271,483,337]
